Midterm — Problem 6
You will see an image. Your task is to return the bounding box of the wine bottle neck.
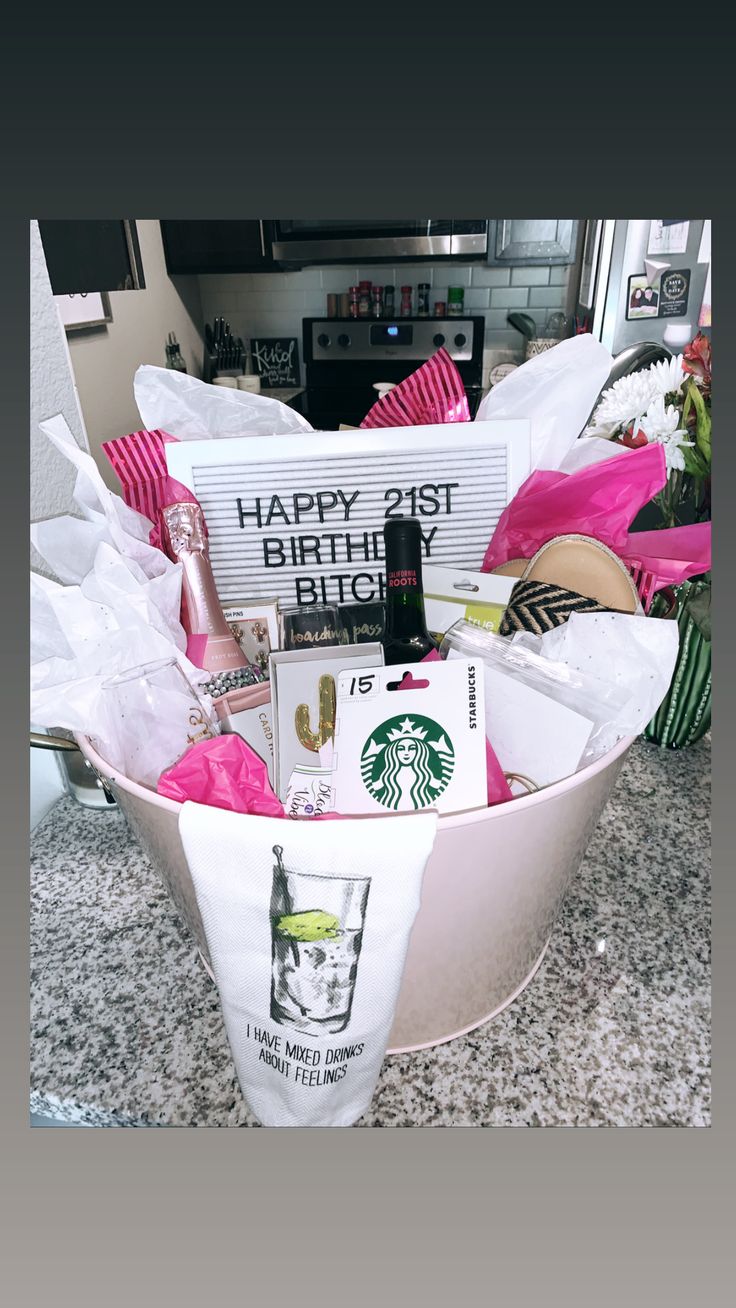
[384,534,430,639]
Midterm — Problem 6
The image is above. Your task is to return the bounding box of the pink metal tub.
[77,732,632,1054]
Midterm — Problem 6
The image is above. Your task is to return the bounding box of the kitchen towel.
[178,805,438,1126]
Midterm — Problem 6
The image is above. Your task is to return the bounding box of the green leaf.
[682,444,708,478]
[688,381,712,465]
[685,584,711,642]
[681,384,694,430]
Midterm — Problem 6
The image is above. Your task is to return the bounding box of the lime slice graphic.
[275,910,341,942]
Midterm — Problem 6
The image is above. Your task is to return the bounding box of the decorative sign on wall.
[250,337,300,388]
[166,423,531,608]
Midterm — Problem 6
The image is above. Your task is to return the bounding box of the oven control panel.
[308,317,479,363]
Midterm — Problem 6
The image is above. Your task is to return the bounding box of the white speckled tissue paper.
[517,611,680,750]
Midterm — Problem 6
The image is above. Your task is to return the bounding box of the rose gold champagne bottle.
[161,501,248,674]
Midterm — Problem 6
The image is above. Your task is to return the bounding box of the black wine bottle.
[382,517,438,665]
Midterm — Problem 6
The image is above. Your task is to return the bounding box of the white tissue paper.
[32,414,170,579]
[512,611,680,755]
[31,415,209,770]
[134,365,314,440]
[556,435,629,475]
[475,335,613,471]
[178,805,438,1127]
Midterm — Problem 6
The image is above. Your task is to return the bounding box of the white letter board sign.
[165,421,531,607]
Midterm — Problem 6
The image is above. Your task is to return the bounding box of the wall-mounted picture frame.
[55,291,113,332]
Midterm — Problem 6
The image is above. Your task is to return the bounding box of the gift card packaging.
[213,684,275,784]
[423,565,515,639]
[223,600,280,680]
[332,658,487,817]
[270,644,384,801]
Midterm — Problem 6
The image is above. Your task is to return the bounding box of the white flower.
[649,354,688,397]
[591,370,659,428]
[582,418,621,440]
[639,396,694,474]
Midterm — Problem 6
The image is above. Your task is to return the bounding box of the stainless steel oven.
[271,219,488,264]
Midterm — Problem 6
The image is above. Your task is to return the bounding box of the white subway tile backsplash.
[199,288,240,315]
[528,287,568,308]
[321,268,359,290]
[198,273,252,296]
[484,327,524,350]
[490,287,529,308]
[549,265,572,285]
[510,267,550,286]
[463,287,491,309]
[389,265,439,286]
[284,269,323,289]
[237,272,293,290]
[304,292,328,317]
[483,308,524,332]
[470,267,511,287]
[241,290,309,314]
[249,312,305,334]
[354,267,396,286]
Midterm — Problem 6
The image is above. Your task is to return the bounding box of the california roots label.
[359,713,455,810]
[387,568,418,588]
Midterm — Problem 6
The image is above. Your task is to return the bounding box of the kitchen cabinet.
[487,219,579,266]
[38,220,146,294]
[160,220,281,274]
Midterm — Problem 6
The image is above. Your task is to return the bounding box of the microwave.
[271,219,488,264]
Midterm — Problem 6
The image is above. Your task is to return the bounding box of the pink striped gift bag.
[102,428,200,550]
[359,348,470,429]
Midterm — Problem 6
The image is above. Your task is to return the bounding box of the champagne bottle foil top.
[161,500,208,558]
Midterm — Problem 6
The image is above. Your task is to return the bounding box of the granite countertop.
[30,737,711,1127]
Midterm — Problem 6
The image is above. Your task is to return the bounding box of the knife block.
[203,349,245,384]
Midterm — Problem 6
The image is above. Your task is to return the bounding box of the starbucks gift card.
[332,658,487,817]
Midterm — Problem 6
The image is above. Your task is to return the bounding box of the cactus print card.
[269,644,384,800]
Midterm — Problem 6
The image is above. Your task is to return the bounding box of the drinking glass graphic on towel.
[270,845,370,1036]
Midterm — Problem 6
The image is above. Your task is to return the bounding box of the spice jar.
[384,285,395,317]
[434,301,446,317]
[358,281,372,318]
[417,283,430,317]
[448,286,464,316]
[372,286,384,318]
[349,286,360,319]
[400,285,413,317]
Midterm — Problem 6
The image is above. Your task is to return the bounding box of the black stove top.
[290,384,485,430]
[296,314,486,429]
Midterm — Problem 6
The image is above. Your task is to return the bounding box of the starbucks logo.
[360,714,455,811]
